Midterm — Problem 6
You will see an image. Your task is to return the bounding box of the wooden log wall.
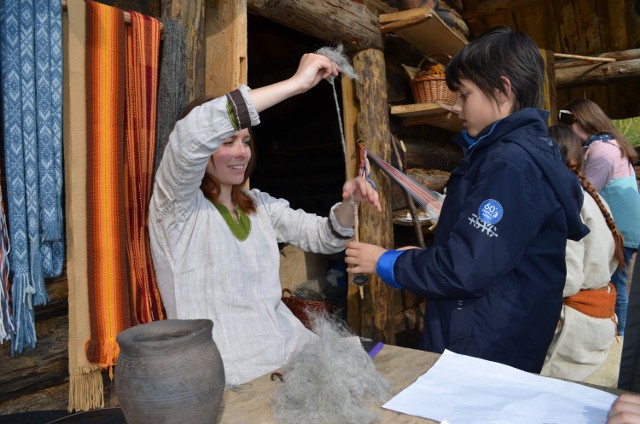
[459,0,640,119]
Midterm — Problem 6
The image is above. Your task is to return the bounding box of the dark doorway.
[247,14,346,216]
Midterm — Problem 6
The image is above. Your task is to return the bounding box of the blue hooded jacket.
[377,108,589,373]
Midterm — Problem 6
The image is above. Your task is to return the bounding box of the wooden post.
[205,0,247,96]
[342,75,363,330]
[161,0,206,102]
[350,48,396,343]
[540,49,557,125]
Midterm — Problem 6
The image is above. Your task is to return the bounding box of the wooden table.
[216,344,440,423]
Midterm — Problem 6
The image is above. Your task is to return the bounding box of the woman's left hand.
[342,176,382,212]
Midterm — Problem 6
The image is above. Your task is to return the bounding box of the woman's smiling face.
[206,128,251,188]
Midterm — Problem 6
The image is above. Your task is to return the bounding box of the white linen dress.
[541,191,618,381]
[149,86,354,385]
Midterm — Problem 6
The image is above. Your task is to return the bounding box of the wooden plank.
[204,0,247,97]
[512,0,555,52]
[161,0,206,102]
[247,0,383,51]
[603,0,628,52]
[573,0,602,54]
[462,0,542,20]
[379,7,431,24]
[379,6,467,57]
[390,102,462,132]
[0,316,69,403]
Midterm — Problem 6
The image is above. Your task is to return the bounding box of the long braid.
[575,171,626,270]
[550,123,626,271]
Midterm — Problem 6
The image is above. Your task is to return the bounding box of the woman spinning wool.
[149,53,381,386]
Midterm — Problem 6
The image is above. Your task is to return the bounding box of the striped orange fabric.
[125,11,165,324]
[85,0,132,368]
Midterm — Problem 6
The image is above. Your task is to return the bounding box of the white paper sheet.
[383,349,617,424]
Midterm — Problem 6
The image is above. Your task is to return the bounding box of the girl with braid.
[541,123,622,381]
[560,98,640,336]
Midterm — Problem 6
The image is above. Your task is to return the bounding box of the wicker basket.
[281,288,333,330]
[410,57,457,105]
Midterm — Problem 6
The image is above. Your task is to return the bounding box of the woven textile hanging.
[125,11,165,324]
[1,0,64,353]
[0,187,13,343]
[65,0,104,412]
[153,18,186,177]
[36,0,65,279]
[85,0,132,368]
[362,146,444,220]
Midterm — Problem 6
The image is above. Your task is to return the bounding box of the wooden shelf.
[379,6,467,58]
[380,7,466,132]
[390,102,462,132]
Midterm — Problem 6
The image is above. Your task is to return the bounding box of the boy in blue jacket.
[345,26,589,373]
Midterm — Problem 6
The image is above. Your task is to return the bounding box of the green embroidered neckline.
[214,203,251,241]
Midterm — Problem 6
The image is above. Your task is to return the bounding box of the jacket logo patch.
[467,199,502,237]
[479,199,503,224]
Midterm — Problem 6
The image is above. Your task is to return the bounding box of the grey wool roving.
[315,43,358,81]
[272,312,391,424]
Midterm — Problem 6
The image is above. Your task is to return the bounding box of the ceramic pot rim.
[116,319,213,356]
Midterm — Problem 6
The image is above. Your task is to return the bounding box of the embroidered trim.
[226,89,251,130]
[327,218,352,240]
[214,203,251,241]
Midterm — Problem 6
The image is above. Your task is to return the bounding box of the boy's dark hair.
[445,26,544,112]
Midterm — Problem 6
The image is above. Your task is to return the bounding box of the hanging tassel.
[10,272,37,354]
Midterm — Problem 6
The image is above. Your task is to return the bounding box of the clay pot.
[115,319,225,424]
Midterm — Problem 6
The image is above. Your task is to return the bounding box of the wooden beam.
[556,58,640,88]
[161,0,206,102]
[246,0,383,51]
[205,0,247,97]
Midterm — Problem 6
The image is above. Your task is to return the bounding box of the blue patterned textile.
[0,0,64,353]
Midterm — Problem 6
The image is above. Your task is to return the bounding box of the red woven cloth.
[124,11,165,324]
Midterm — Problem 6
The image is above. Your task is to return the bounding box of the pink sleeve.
[583,142,617,191]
